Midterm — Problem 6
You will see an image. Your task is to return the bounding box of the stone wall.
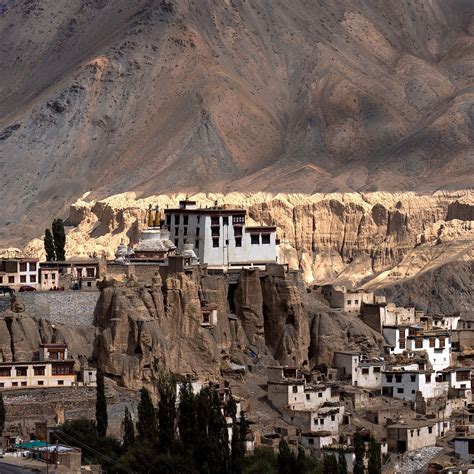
[18,291,98,326]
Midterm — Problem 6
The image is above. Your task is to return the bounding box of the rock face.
[0,309,94,363]
[93,267,313,388]
[1,1,474,246]
[29,190,473,291]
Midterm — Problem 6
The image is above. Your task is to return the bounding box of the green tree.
[296,445,306,473]
[52,218,66,261]
[231,412,247,474]
[323,453,339,474]
[122,407,135,450]
[277,438,296,474]
[137,387,158,441]
[44,228,56,261]
[95,368,108,438]
[0,392,5,435]
[338,447,348,474]
[353,432,366,474]
[178,380,198,451]
[367,437,381,474]
[157,375,176,453]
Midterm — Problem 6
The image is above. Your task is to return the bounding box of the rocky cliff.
[93,266,385,388]
[23,190,473,293]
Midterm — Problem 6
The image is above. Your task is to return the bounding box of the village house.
[381,367,446,402]
[454,435,474,463]
[320,285,385,314]
[361,302,419,333]
[283,404,346,435]
[332,351,384,389]
[432,314,461,331]
[0,344,76,389]
[437,367,472,391]
[39,258,99,290]
[164,200,279,269]
[387,418,448,453]
[0,258,39,290]
[383,325,451,371]
[300,431,337,451]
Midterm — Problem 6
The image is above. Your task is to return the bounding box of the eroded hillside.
[0,0,473,245]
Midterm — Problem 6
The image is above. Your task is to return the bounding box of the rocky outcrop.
[93,267,313,388]
[28,190,473,290]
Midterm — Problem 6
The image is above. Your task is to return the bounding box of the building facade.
[0,258,39,290]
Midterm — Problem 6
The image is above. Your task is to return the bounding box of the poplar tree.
[123,407,135,450]
[44,229,56,261]
[338,447,348,474]
[137,387,158,441]
[0,392,5,435]
[353,432,366,474]
[95,368,108,437]
[231,412,247,474]
[324,453,339,474]
[178,380,198,452]
[277,438,296,474]
[368,436,381,474]
[157,375,176,453]
[52,218,66,261]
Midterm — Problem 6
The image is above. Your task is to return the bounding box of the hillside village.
[0,201,472,473]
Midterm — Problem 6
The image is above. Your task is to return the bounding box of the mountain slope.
[0,0,473,245]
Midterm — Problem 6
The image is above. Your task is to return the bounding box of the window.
[417,429,420,436]
[319,419,324,425]
[410,430,414,438]
[374,367,381,373]
[410,375,416,382]
[395,375,402,383]
[386,375,393,382]
[87,282,92,287]
[429,338,436,348]
[233,215,245,225]
[213,238,219,248]
[0,383,4,388]
[306,394,310,400]
[195,240,199,249]
[166,215,171,227]
[262,234,270,244]
[0,368,11,377]
[362,368,369,375]
[251,234,259,245]
[19,263,27,272]
[21,381,27,387]
[86,268,95,278]
[428,427,432,434]
[196,227,200,236]
[12,382,18,387]
[426,374,431,383]
[20,275,26,283]
[44,273,48,280]
[174,214,181,225]
[354,299,359,305]
[439,336,445,348]
[34,366,45,376]
[30,275,36,283]
[16,367,27,376]
[308,438,314,445]
[51,273,56,281]
[399,339,406,349]
[235,237,242,247]
[183,215,188,225]
[347,300,352,305]
[412,390,415,394]
[174,239,179,247]
[415,339,423,349]
[331,415,335,421]
[8,276,14,284]
[0,277,2,283]
[223,216,229,226]
[318,392,322,398]
[38,381,44,386]
[211,227,220,237]
[58,380,64,386]
[397,388,404,394]
[30,263,37,271]
[183,227,187,236]
[52,364,74,375]
[234,226,242,236]
[211,216,219,226]
[292,386,298,393]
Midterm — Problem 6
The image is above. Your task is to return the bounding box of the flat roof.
[388,419,436,429]
[164,208,246,215]
[244,226,276,232]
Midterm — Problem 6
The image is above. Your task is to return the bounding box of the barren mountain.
[0,0,473,245]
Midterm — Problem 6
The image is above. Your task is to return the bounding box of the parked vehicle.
[0,286,14,296]
[19,285,36,292]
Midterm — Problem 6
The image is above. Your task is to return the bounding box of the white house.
[454,436,474,463]
[438,368,472,390]
[332,351,383,389]
[283,404,345,435]
[0,258,39,290]
[381,369,447,402]
[164,200,279,269]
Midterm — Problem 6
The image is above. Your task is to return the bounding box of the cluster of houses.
[256,286,474,471]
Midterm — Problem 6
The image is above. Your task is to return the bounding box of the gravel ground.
[393,446,443,473]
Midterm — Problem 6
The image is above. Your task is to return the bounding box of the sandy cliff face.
[26,190,473,290]
[0,0,473,245]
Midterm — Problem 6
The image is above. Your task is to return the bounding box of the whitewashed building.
[332,351,384,389]
[283,404,345,435]
[164,200,279,269]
